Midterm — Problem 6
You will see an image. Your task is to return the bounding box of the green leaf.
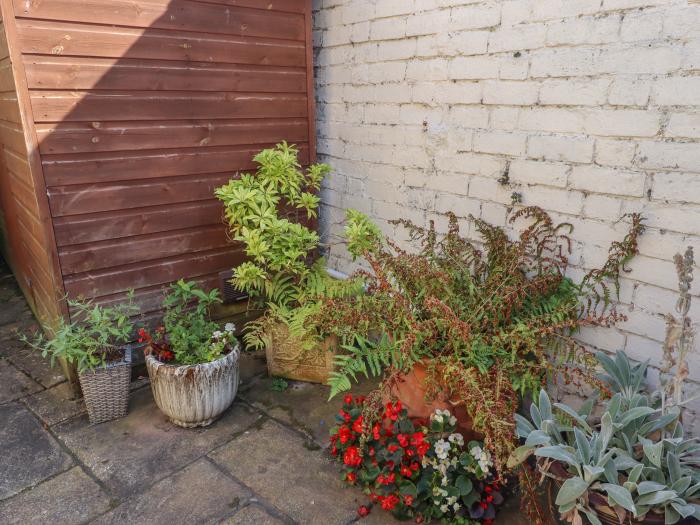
[637,481,667,495]
[601,483,636,514]
[555,476,589,506]
[455,475,473,496]
[535,446,580,468]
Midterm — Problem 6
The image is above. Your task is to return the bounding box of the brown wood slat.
[63,247,244,298]
[42,143,309,186]
[25,56,307,93]
[0,92,21,123]
[30,90,308,122]
[0,22,8,60]
[0,60,14,92]
[37,118,308,154]
[13,0,305,41]
[48,173,235,216]
[8,169,38,213]
[189,0,305,13]
[3,147,33,185]
[53,200,224,246]
[16,20,306,67]
[0,120,27,153]
[59,224,233,275]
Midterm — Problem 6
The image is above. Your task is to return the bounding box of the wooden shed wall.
[0,0,64,324]
[5,0,315,320]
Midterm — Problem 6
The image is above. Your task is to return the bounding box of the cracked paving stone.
[24,382,86,427]
[0,466,111,525]
[0,359,42,403]
[0,338,65,389]
[52,387,262,499]
[209,419,365,524]
[219,503,287,525]
[93,459,249,524]
[240,374,378,447]
[0,403,73,499]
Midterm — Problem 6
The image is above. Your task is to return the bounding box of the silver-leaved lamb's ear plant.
[509,247,700,525]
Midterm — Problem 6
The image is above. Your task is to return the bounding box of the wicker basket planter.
[265,323,336,384]
[145,345,240,428]
[78,346,132,424]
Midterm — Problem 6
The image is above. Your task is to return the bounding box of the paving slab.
[0,466,112,525]
[219,503,288,525]
[24,382,86,427]
[53,387,262,499]
[0,338,66,388]
[0,358,42,403]
[94,458,249,525]
[0,403,73,499]
[238,350,268,386]
[209,419,365,524]
[240,374,379,447]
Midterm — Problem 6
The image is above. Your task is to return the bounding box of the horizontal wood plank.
[48,173,235,216]
[42,143,309,186]
[63,247,244,298]
[30,90,308,122]
[36,118,308,154]
[16,20,306,67]
[189,0,305,13]
[59,224,232,274]
[53,200,224,246]
[0,120,28,154]
[0,92,21,124]
[14,0,305,41]
[25,56,306,93]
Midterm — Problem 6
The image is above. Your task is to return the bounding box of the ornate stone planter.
[145,345,240,428]
[265,323,336,384]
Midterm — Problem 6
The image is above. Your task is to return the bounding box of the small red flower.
[410,462,420,471]
[338,425,352,444]
[343,446,361,467]
[331,445,338,456]
[357,505,370,518]
[372,423,381,440]
[343,394,353,405]
[400,465,412,477]
[388,444,399,453]
[380,494,399,510]
[403,495,414,506]
[346,472,356,483]
[397,434,409,448]
[352,415,364,434]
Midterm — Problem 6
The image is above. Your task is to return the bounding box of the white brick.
[608,79,651,107]
[594,139,637,167]
[488,24,546,53]
[501,0,532,26]
[528,135,595,163]
[498,55,529,80]
[449,4,501,31]
[597,46,683,76]
[637,141,700,172]
[546,15,621,46]
[374,0,415,18]
[583,109,660,138]
[449,56,499,79]
[473,130,527,156]
[539,79,610,106]
[620,11,664,43]
[569,165,646,197]
[434,192,481,217]
[530,47,599,78]
[663,6,700,40]
[406,10,450,36]
[654,76,700,106]
[666,112,700,139]
[405,58,449,81]
[531,0,600,21]
[489,107,520,130]
[581,194,623,221]
[653,172,700,205]
[413,81,482,104]
[447,106,490,128]
[482,81,539,105]
[518,108,585,134]
[522,186,585,215]
[376,39,416,61]
[369,17,407,40]
[509,159,569,187]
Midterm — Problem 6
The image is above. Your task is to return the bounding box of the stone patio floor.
[0,259,531,525]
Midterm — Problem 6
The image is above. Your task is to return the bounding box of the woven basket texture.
[78,347,131,424]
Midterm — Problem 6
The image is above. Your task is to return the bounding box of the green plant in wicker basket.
[215,143,362,353]
[21,293,138,373]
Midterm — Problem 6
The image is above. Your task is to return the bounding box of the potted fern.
[317,207,644,473]
[141,280,240,428]
[215,143,362,383]
[22,295,138,424]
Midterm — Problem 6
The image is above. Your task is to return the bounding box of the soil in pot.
[265,323,336,384]
[388,360,482,441]
[146,345,240,428]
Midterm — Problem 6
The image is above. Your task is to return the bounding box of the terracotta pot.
[549,462,696,525]
[389,361,482,441]
[145,345,240,428]
[265,323,336,384]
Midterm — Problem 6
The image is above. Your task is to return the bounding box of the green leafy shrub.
[510,351,700,525]
[215,143,362,353]
[22,294,138,373]
[140,280,236,365]
[316,207,643,470]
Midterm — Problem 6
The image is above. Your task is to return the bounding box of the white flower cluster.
[209,323,236,351]
[431,408,457,426]
[468,445,493,476]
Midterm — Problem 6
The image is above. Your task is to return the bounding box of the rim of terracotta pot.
[145,343,240,371]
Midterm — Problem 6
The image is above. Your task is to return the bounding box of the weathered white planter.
[145,345,240,428]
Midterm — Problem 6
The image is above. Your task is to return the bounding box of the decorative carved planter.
[265,323,336,384]
[145,345,240,428]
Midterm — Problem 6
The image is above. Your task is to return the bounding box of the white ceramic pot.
[145,345,240,428]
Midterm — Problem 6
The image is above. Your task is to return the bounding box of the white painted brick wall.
[313,0,700,396]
